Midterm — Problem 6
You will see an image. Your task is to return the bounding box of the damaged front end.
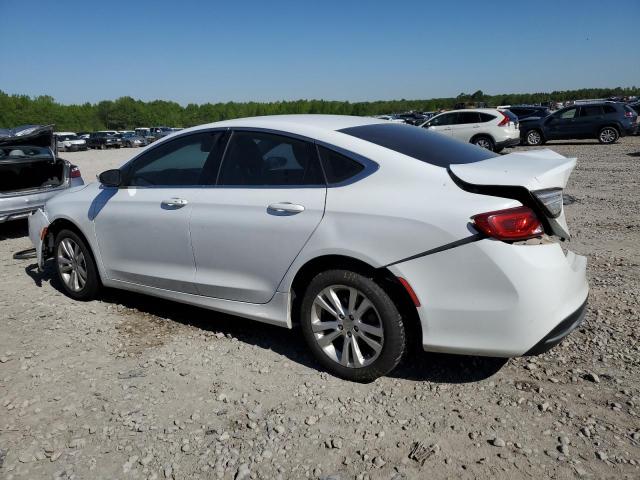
[0,125,83,222]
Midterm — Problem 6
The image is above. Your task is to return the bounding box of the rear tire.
[54,229,100,301]
[598,126,619,144]
[525,129,544,146]
[472,135,495,151]
[300,269,406,382]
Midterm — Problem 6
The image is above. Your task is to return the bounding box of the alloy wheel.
[527,130,542,145]
[475,138,492,150]
[599,128,617,143]
[310,285,384,368]
[57,238,88,292]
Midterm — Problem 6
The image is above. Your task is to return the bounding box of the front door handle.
[267,202,305,215]
[161,197,189,209]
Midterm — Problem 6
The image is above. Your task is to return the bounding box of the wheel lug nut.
[354,326,359,332]
[347,331,352,337]
[349,315,354,320]
[339,314,344,319]
[338,325,343,330]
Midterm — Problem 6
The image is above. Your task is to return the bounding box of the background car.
[29,115,587,381]
[87,132,122,149]
[55,132,88,152]
[420,108,520,152]
[505,105,552,120]
[120,132,148,147]
[0,125,83,223]
[520,102,638,145]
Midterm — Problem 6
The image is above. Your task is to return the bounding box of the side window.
[457,112,481,124]
[127,131,224,187]
[317,146,365,185]
[217,131,323,186]
[558,107,578,119]
[602,105,616,114]
[429,113,455,126]
[479,113,496,122]
[580,106,603,117]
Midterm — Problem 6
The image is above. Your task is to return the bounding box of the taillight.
[624,111,635,118]
[70,166,81,178]
[472,206,543,241]
[497,112,510,127]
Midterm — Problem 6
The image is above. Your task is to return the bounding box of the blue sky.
[1,0,638,105]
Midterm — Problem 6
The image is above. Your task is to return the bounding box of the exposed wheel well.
[289,255,423,351]
[46,219,91,258]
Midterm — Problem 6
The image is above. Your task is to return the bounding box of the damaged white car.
[0,125,84,223]
[28,115,588,381]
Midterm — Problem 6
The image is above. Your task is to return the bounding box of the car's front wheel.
[54,229,100,301]
[598,126,619,144]
[525,129,544,146]
[300,269,406,382]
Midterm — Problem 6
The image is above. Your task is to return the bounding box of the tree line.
[1,87,638,131]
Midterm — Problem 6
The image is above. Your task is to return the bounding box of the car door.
[575,105,604,138]
[545,107,579,139]
[92,130,226,293]
[189,130,326,304]
[449,111,481,142]
[423,112,456,136]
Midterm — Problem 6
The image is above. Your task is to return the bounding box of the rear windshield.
[0,145,53,160]
[339,123,496,168]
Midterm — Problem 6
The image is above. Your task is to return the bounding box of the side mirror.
[98,169,122,187]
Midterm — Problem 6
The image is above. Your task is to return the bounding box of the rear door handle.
[267,202,305,215]
[161,197,189,209]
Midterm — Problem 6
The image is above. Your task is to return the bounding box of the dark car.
[520,102,638,145]
[507,105,551,121]
[87,132,122,150]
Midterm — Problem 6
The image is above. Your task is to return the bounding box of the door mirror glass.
[98,169,122,187]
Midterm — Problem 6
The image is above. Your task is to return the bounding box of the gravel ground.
[1,137,639,480]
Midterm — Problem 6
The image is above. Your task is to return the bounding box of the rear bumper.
[389,239,589,357]
[495,137,521,149]
[525,298,587,355]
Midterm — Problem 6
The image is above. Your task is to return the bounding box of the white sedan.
[28,115,588,382]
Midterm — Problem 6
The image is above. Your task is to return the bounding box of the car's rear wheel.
[598,126,619,144]
[525,129,544,146]
[54,229,100,301]
[300,269,406,382]
[472,135,495,151]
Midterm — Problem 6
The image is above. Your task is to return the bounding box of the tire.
[472,135,495,151]
[525,129,544,146]
[494,146,504,154]
[598,126,619,144]
[300,269,406,382]
[54,229,100,301]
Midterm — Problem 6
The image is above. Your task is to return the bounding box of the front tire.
[598,126,619,144]
[54,229,100,301]
[300,269,406,382]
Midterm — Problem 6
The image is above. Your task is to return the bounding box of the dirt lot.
[1,138,639,480]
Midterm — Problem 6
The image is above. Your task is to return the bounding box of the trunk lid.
[449,149,576,239]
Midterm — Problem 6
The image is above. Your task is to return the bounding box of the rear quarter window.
[479,113,496,122]
[339,123,496,168]
[317,146,365,184]
[603,105,617,114]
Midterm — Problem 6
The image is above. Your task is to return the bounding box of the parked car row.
[54,127,183,152]
[378,101,638,152]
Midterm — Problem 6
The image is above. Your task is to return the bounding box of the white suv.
[420,108,520,152]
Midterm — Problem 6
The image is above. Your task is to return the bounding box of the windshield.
[339,123,496,168]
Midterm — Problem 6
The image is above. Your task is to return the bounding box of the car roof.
[435,108,501,114]
[185,114,385,138]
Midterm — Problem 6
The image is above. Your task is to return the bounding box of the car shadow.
[25,260,507,384]
[627,152,640,157]
[0,219,28,240]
